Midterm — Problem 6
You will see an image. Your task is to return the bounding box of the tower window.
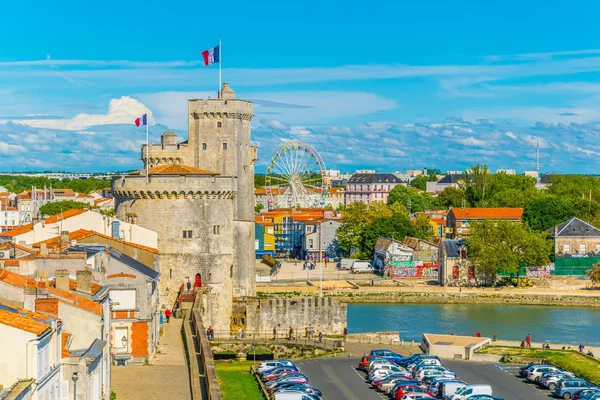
[223,143,228,150]
[202,143,207,150]
[183,230,193,239]
[213,225,220,234]
[217,121,222,128]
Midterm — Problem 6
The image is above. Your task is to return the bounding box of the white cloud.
[505,131,517,140]
[0,141,27,154]
[3,96,153,131]
[453,136,490,147]
[261,119,289,132]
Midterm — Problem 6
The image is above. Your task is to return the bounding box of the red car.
[358,355,380,371]
[394,385,434,400]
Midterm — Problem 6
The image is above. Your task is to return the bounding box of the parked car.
[573,389,600,399]
[394,385,434,400]
[257,360,295,374]
[373,374,413,390]
[519,363,545,378]
[266,375,309,389]
[274,386,322,397]
[450,384,493,400]
[540,372,577,390]
[358,355,383,371]
[465,396,504,400]
[350,260,375,273]
[370,365,406,382]
[400,394,436,400]
[370,349,406,363]
[385,380,421,395]
[260,366,299,380]
[553,379,597,399]
[437,380,467,399]
[273,391,320,400]
[526,365,563,383]
[416,369,456,382]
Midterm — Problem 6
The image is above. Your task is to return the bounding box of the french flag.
[202,45,220,66]
[134,114,147,127]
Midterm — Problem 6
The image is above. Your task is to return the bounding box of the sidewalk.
[112,318,191,400]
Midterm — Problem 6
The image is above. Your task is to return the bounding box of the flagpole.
[219,38,222,97]
[146,118,149,183]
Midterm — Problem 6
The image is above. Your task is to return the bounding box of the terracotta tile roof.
[0,243,37,254]
[62,332,72,357]
[53,189,76,197]
[0,308,51,335]
[0,269,32,288]
[44,209,88,224]
[449,207,524,220]
[48,288,102,315]
[35,298,59,316]
[94,198,112,205]
[430,218,446,224]
[0,209,89,237]
[47,279,103,296]
[130,164,220,176]
[0,223,33,237]
[32,229,159,254]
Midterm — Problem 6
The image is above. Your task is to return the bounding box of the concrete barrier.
[192,307,222,400]
[251,366,272,400]
[182,310,202,400]
[470,353,503,362]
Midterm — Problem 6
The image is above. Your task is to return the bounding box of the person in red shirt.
[526,334,531,347]
[165,308,171,323]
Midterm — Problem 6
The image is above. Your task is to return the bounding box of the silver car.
[539,372,576,390]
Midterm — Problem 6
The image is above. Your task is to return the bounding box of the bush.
[213,351,237,360]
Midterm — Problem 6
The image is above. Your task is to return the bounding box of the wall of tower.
[112,175,237,332]
[188,97,256,297]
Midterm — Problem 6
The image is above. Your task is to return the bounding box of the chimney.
[60,231,70,245]
[55,269,70,292]
[40,242,48,257]
[76,270,92,294]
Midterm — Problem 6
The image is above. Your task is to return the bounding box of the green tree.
[458,164,489,206]
[467,220,551,283]
[254,203,264,214]
[589,263,600,285]
[409,175,428,191]
[39,200,88,216]
[413,214,433,240]
[358,213,414,259]
[387,185,433,213]
[523,196,576,231]
[486,174,540,208]
[436,187,465,208]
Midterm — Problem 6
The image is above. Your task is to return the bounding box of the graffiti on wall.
[388,260,439,279]
[525,265,554,277]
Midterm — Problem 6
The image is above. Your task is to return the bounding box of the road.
[297,357,552,400]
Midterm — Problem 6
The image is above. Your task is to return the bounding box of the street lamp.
[72,372,79,399]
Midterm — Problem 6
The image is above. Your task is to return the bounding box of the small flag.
[202,45,220,66]
[134,114,147,127]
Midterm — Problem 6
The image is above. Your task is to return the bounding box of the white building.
[496,169,516,175]
[0,209,157,248]
[524,170,539,179]
[0,304,64,400]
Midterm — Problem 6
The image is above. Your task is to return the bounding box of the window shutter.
[58,381,69,400]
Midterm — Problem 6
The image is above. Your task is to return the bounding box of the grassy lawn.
[214,360,265,400]
[478,346,600,384]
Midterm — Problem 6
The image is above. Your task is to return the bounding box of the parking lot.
[297,357,552,400]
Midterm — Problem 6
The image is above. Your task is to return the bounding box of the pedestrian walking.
[186,279,192,293]
[343,327,348,341]
[318,331,323,343]
[324,257,328,268]
[526,334,531,347]
[238,328,243,339]
[165,308,171,323]
[288,326,294,340]
[272,326,277,341]
[579,343,585,353]
[206,326,213,340]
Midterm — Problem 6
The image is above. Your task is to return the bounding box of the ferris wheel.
[265,141,328,210]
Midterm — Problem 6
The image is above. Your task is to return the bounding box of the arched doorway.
[194,273,202,288]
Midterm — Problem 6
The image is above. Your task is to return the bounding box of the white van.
[440,381,466,399]
[450,384,493,400]
[339,258,354,270]
[351,261,374,274]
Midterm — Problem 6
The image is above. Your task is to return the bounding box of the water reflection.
[348,303,600,345]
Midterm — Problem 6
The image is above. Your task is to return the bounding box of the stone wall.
[243,296,347,335]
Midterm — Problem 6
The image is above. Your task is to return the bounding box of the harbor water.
[348,303,600,346]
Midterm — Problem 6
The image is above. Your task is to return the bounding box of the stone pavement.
[112,318,191,400]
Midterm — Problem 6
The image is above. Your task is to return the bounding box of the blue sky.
[1,0,600,173]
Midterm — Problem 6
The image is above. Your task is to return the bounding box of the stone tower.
[112,84,256,332]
